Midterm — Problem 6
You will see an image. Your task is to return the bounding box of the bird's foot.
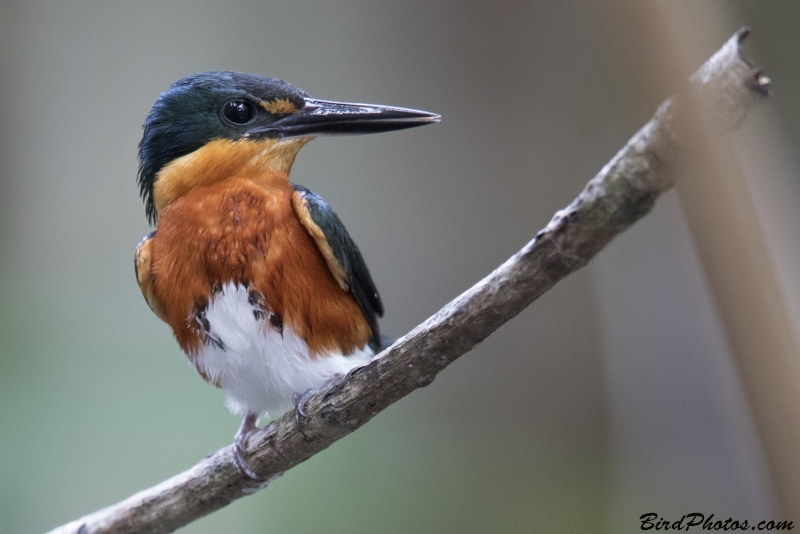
[292,373,344,437]
[233,412,261,480]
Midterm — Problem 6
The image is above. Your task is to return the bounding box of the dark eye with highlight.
[222,100,256,124]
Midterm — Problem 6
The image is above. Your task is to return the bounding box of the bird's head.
[138,71,440,224]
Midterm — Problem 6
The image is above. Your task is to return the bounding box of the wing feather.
[291,185,383,349]
[135,231,168,323]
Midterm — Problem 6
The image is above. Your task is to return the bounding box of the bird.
[134,71,439,477]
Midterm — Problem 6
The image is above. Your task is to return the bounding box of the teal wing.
[292,184,384,350]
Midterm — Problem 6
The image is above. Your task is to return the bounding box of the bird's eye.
[222,100,256,124]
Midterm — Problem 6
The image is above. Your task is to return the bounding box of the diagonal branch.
[47,28,770,534]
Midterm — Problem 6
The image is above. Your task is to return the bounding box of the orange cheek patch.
[260,98,297,115]
[153,139,262,216]
[151,137,312,218]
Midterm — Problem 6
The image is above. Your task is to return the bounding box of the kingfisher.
[134,71,439,476]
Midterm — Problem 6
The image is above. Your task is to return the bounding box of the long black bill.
[245,98,440,139]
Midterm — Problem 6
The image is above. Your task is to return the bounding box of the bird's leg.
[233,412,260,480]
[292,373,344,437]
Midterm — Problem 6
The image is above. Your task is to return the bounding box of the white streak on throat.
[194,283,372,418]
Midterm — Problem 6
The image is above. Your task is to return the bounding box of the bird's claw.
[233,446,260,481]
[293,389,315,438]
[233,412,261,480]
[293,373,344,438]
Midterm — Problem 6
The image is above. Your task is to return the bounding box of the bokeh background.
[1,1,799,532]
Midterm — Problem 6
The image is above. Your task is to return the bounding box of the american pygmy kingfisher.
[135,71,439,476]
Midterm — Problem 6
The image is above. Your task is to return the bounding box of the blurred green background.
[1,1,799,533]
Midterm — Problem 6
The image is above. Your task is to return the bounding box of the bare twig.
[47,29,770,534]
[675,35,800,519]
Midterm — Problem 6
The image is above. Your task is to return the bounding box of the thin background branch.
[47,30,772,534]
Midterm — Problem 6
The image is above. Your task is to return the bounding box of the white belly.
[193,282,373,418]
